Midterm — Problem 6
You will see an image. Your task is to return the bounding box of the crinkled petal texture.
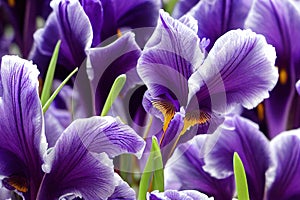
[188,0,253,51]
[137,10,204,108]
[165,135,234,200]
[0,56,46,199]
[108,173,136,200]
[38,116,145,199]
[86,32,141,115]
[189,29,278,113]
[266,130,300,200]
[148,189,213,200]
[202,116,270,200]
[245,0,300,137]
[32,0,93,74]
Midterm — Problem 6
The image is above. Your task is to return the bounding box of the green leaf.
[233,152,250,200]
[164,0,179,14]
[42,67,78,113]
[40,40,61,106]
[100,74,126,116]
[138,137,164,200]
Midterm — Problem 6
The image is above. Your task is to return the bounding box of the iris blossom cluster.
[0,0,299,199]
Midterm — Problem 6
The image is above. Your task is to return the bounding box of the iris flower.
[32,0,161,77]
[0,55,145,199]
[245,0,300,137]
[165,115,300,200]
[137,10,278,148]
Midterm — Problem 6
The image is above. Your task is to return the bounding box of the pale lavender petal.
[203,116,270,200]
[108,173,136,200]
[148,189,213,200]
[165,135,234,200]
[266,129,300,199]
[0,55,46,198]
[296,80,300,95]
[189,29,278,112]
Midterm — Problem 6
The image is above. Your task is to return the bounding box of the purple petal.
[203,116,270,200]
[172,0,199,18]
[32,0,93,71]
[114,0,161,29]
[86,32,141,115]
[65,116,145,158]
[188,0,253,51]
[165,135,235,200]
[189,29,278,112]
[108,173,136,200]
[79,0,103,47]
[148,189,213,200]
[266,129,300,199]
[39,116,144,199]
[137,10,204,106]
[38,130,115,199]
[0,56,46,198]
[245,0,300,137]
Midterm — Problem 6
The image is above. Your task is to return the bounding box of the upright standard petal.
[137,10,204,107]
[32,0,93,73]
[202,116,270,200]
[172,0,199,18]
[188,0,253,51]
[189,29,278,113]
[245,0,300,137]
[148,189,214,200]
[266,129,300,199]
[0,56,46,199]
[165,135,235,200]
[38,116,145,199]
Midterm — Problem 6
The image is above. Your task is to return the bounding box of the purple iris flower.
[31,0,161,77]
[0,55,145,199]
[147,190,213,200]
[0,0,51,58]
[137,10,278,148]
[245,0,300,137]
[166,115,300,200]
[173,0,253,51]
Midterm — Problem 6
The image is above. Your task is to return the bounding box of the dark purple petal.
[165,135,235,200]
[203,116,270,200]
[189,29,278,112]
[188,0,253,51]
[86,32,141,115]
[148,189,213,200]
[137,10,204,106]
[245,0,300,137]
[266,130,300,200]
[32,0,93,72]
[80,0,103,47]
[0,55,45,198]
[172,0,199,18]
[108,173,136,200]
